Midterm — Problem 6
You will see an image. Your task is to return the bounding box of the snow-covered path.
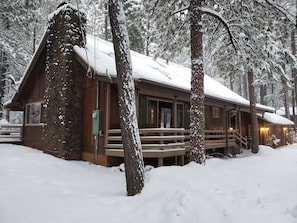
[1,144,297,223]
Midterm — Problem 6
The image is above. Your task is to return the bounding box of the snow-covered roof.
[74,35,274,112]
[262,112,294,125]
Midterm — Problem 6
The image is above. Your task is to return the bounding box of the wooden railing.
[0,124,23,143]
[233,130,248,149]
[105,128,246,165]
[205,129,237,149]
[184,129,237,153]
[105,128,186,166]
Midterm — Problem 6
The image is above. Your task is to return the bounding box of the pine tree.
[123,0,145,53]
[108,0,145,196]
[0,0,59,116]
[0,0,34,115]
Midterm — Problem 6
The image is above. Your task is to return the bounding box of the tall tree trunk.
[247,69,259,153]
[281,63,290,119]
[104,2,108,41]
[291,30,297,127]
[109,0,145,196]
[0,50,7,119]
[44,4,86,159]
[260,84,266,105]
[271,83,275,108]
[242,71,248,99]
[33,27,36,53]
[283,80,290,119]
[188,0,205,164]
[230,73,234,91]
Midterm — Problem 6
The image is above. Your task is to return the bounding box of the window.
[139,95,191,129]
[160,107,171,128]
[212,107,220,118]
[146,98,172,128]
[148,99,157,127]
[25,102,44,124]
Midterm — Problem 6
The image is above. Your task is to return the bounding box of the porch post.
[135,85,139,121]
[173,96,177,128]
[238,107,243,149]
[104,83,111,146]
[225,106,229,155]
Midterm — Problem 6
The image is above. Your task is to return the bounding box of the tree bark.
[283,80,290,119]
[188,0,206,164]
[291,30,297,127]
[260,84,266,105]
[242,71,248,99]
[247,69,259,153]
[109,0,145,196]
[0,50,8,119]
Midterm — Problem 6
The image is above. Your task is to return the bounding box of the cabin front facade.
[258,112,294,147]
[6,4,279,166]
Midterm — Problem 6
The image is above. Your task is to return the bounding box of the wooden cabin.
[258,112,294,147]
[5,4,278,166]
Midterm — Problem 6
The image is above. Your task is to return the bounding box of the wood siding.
[23,49,46,103]
[81,78,107,155]
[206,106,226,130]
[240,112,249,137]
[23,125,43,149]
[110,84,120,129]
[22,48,46,149]
[82,75,97,152]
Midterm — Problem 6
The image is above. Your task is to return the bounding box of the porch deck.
[105,128,247,166]
[0,124,23,144]
[105,128,186,166]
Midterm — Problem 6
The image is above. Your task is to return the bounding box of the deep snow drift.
[1,144,297,223]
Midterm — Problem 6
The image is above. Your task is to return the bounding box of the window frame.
[25,102,45,125]
[212,107,220,119]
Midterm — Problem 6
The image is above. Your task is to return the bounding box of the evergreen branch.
[200,6,238,51]
[262,0,296,26]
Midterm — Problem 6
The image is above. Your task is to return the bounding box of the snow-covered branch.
[171,4,189,16]
[262,0,296,26]
[200,6,238,50]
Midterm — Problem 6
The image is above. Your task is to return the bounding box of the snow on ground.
[1,144,297,223]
